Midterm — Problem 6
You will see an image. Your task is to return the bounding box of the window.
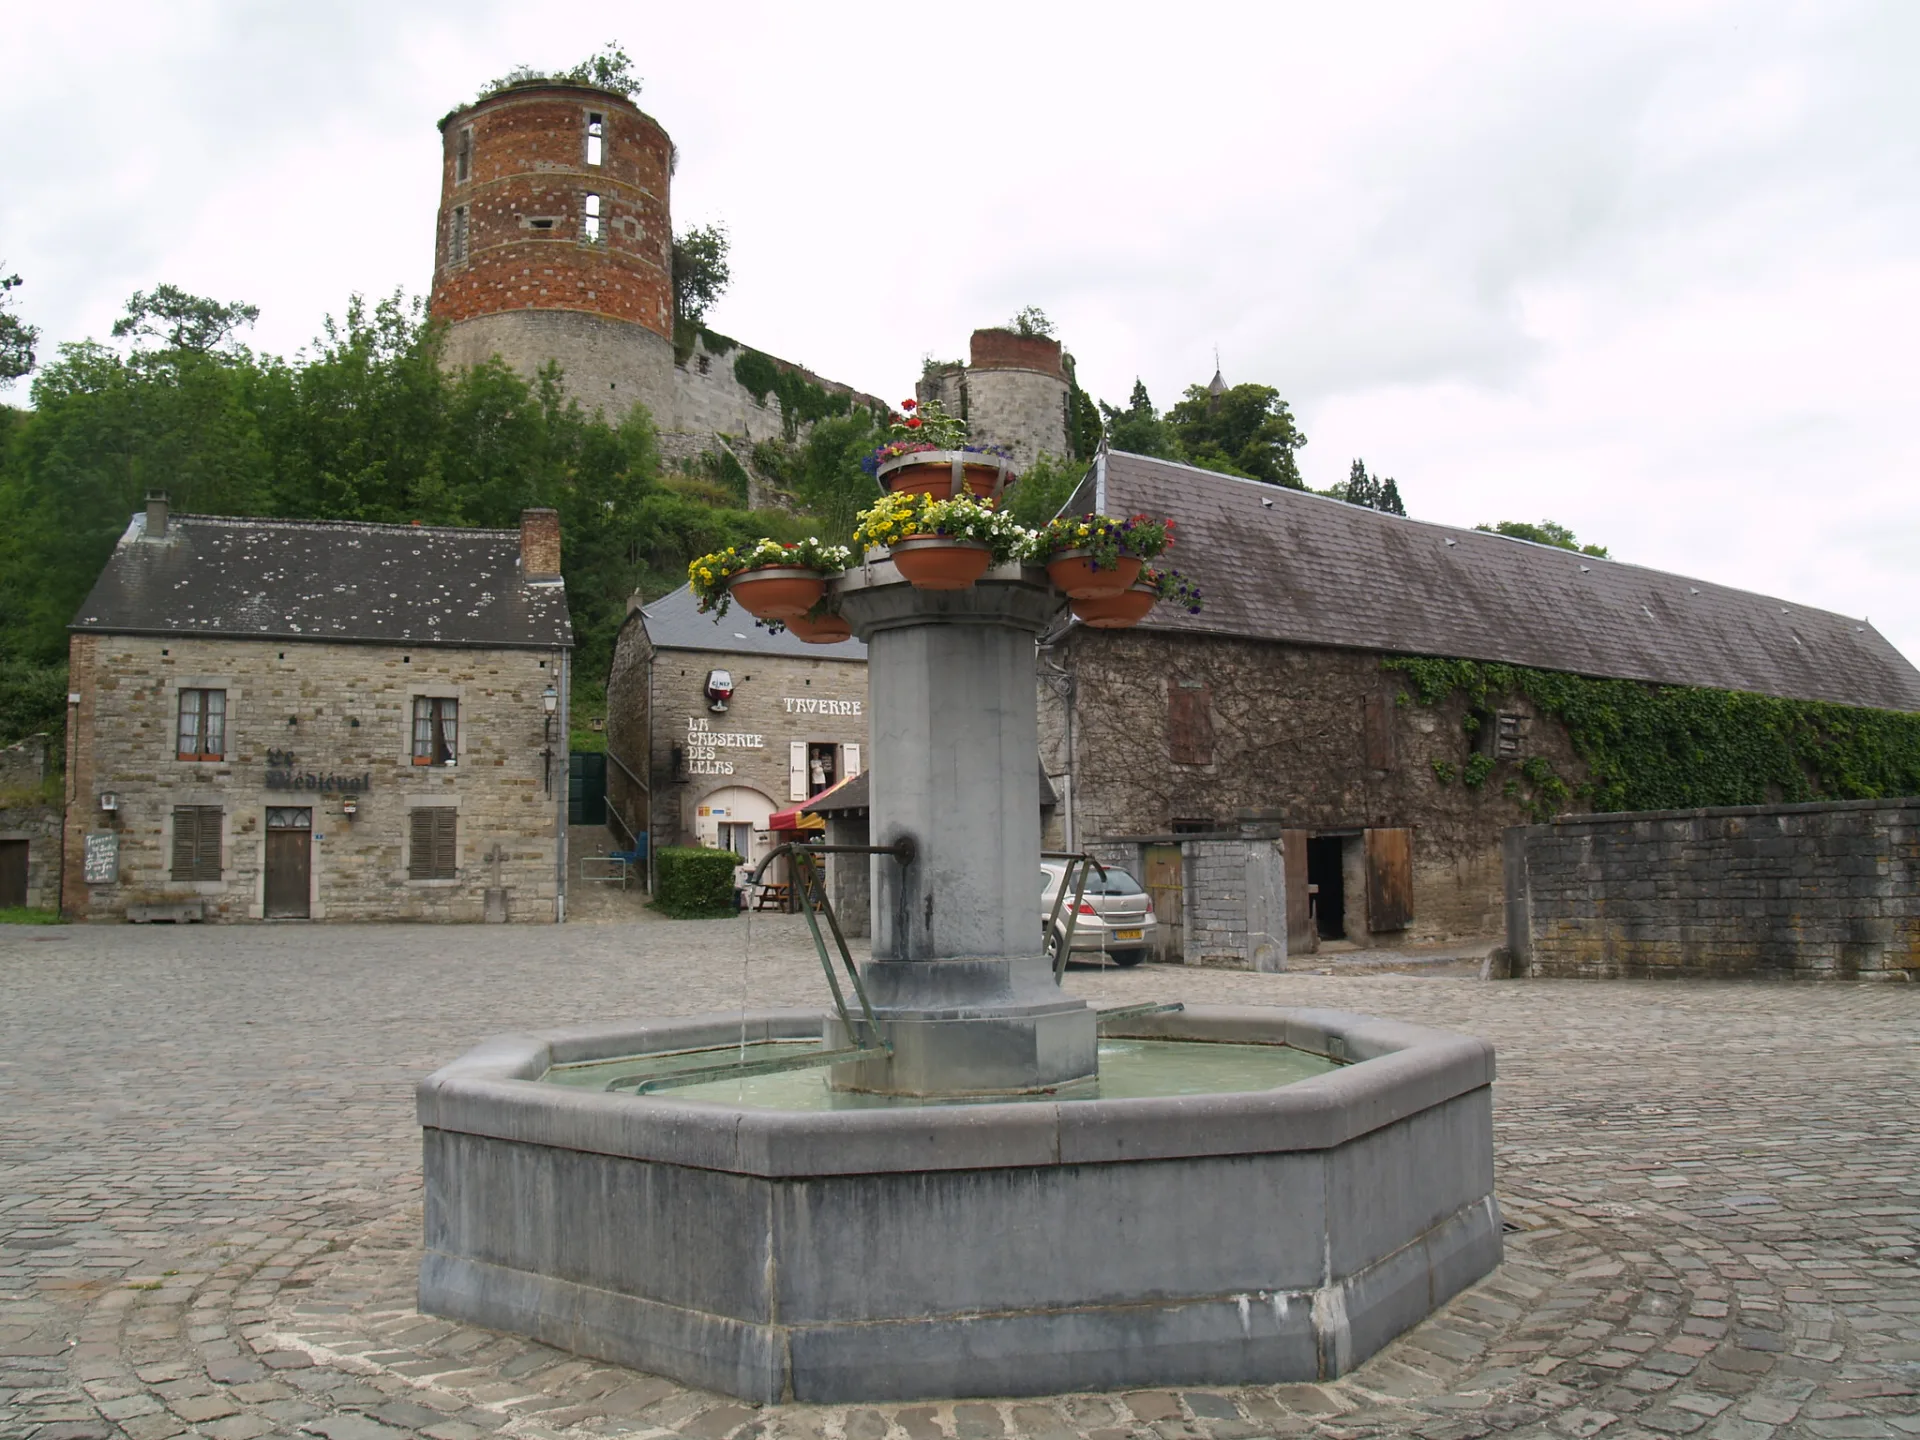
[412,697,458,765]
[170,806,223,881]
[177,689,226,760]
[455,127,473,183]
[1168,681,1213,765]
[585,112,604,166]
[409,807,458,880]
[1494,713,1524,758]
[449,205,469,264]
[582,193,602,244]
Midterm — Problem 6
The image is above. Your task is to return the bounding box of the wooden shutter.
[171,807,197,880]
[410,808,457,880]
[1365,827,1413,932]
[789,741,808,801]
[1363,689,1396,770]
[1169,682,1213,765]
[842,743,861,780]
[172,806,221,880]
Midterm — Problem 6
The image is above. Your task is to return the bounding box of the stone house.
[1044,452,1920,955]
[63,498,574,923]
[603,585,868,883]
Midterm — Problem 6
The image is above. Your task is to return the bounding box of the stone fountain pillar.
[823,559,1098,1095]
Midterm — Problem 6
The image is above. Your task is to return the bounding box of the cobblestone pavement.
[3,920,1916,1440]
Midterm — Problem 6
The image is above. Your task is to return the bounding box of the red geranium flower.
[906,416,923,428]
[902,398,918,410]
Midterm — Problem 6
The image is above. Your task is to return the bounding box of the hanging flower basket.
[875,449,1015,501]
[888,536,994,591]
[1070,583,1158,629]
[785,609,853,644]
[1047,549,1143,599]
[728,566,828,621]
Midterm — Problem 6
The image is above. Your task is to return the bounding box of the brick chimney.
[520,508,562,582]
[145,490,171,539]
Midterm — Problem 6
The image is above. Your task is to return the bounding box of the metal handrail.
[1042,850,1107,983]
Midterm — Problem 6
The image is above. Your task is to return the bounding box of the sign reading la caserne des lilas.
[264,749,371,793]
[682,716,765,776]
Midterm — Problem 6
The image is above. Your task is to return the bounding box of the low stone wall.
[0,802,63,911]
[1503,798,1920,980]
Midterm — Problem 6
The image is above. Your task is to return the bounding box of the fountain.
[417,552,1501,1403]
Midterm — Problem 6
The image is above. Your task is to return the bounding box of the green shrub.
[651,846,740,918]
[0,907,61,925]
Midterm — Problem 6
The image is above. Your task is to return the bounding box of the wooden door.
[1365,826,1413,932]
[1281,829,1313,950]
[1142,844,1184,962]
[264,809,312,919]
[0,839,27,909]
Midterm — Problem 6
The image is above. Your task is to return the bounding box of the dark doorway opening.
[1307,835,1345,940]
[569,752,607,826]
[0,839,27,908]
[806,742,837,797]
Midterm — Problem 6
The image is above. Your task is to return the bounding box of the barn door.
[1281,828,1312,950]
[1365,827,1413,932]
[0,839,27,909]
[1142,844,1184,962]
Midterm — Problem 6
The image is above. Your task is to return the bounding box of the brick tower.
[430,83,676,418]
[917,329,1070,470]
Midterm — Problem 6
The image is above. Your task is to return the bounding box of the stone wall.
[441,310,677,422]
[0,801,62,911]
[1504,798,1920,980]
[1,733,49,789]
[63,633,567,922]
[1039,629,1589,944]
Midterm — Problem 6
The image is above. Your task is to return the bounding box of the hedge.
[652,846,740,918]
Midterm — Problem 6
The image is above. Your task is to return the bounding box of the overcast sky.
[6,1,1917,659]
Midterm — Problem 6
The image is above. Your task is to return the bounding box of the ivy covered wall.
[1384,656,1920,818]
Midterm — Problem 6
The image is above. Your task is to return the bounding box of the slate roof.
[72,513,573,649]
[641,584,867,661]
[1076,452,1920,712]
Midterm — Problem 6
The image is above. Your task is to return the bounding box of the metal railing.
[605,838,915,1096]
[1042,850,1106,982]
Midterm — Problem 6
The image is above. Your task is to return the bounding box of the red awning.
[768,801,826,833]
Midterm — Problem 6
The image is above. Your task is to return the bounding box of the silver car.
[1041,859,1157,968]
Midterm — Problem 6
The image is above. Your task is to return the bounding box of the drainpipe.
[555,648,570,923]
[646,645,657,896]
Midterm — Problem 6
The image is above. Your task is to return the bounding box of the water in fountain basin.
[543,1037,1338,1110]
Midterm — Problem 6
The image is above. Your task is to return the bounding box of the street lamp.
[541,686,560,794]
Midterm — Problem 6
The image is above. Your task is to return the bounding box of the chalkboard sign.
[84,831,118,885]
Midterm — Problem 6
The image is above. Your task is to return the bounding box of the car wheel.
[1110,949,1147,968]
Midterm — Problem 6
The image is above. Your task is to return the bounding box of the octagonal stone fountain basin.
[417,1005,1500,1405]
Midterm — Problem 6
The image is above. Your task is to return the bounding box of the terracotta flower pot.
[876,450,1015,501]
[1047,550,1143,599]
[785,610,852,645]
[727,566,827,621]
[1071,584,1158,629]
[889,536,993,591]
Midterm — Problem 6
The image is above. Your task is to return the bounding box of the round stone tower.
[430,83,676,418]
[916,329,1070,470]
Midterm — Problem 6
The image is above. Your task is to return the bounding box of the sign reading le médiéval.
[264,749,372,793]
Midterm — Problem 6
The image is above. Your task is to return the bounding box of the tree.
[1006,305,1055,337]
[111,285,259,353]
[0,268,38,385]
[1062,355,1101,461]
[1166,381,1307,488]
[1098,380,1182,460]
[672,224,731,327]
[481,43,642,102]
[1337,458,1406,516]
[1005,452,1090,528]
[1474,520,1609,558]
